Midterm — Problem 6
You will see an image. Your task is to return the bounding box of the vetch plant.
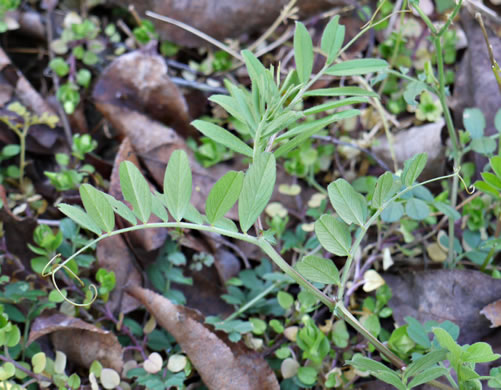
[43,17,469,389]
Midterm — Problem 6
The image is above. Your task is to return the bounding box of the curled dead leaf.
[28,313,123,372]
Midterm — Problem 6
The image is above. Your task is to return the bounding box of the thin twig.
[46,10,73,148]
[145,11,244,62]
[313,135,391,171]
[247,0,298,52]
[475,12,501,93]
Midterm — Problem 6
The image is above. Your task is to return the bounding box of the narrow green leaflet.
[347,355,395,375]
[209,95,246,124]
[58,204,102,235]
[321,15,345,63]
[80,184,115,233]
[491,156,501,178]
[241,49,267,91]
[401,153,428,186]
[295,255,340,285]
[164,150,192,222]
[184,204,203,225]
[325,59,388,76]
[304,86,378,97]
[304,97,369,115]
[274,110,360,158]
[238,152,276,233]
[206,171,244,224]
[119,161,152,223]
[328,179,367,226]
[405,198,430,221]
[213,217,239,233]
[372,371,406,390]
[475,180,501,199]
[404,350,448,380]
[192,120,253,157]
[463,108,485,139]
[408,367,449,389]
[103,193,137,225]
[294,22,313,83]
[372,172,399,209]
[151,192,169,222]
[314,214,351,256]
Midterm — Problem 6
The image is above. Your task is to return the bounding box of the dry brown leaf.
[384,270,501,344]
[130,0,346,47]
[126,285,279,390]
[28,313,123,372]
[481,299,501,328]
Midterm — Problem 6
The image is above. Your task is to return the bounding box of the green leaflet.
[295,255,340,285]
[328,179,367,226]
[372,172,399,209]
[151,192,169,222]
[79,184,115,233]
[294,22,313,83]
[192,120,253,157]
[314,214,351,256]
[407,367,449,389]
[304,97,369,115]
[463,107,485,139]
[103,193,137,225]
[321,15,345,64]
[304,86,378,97]
[401,153,428,186]
[58,204,102,235]
[164,150,192,222]
[206,171,244,224]
[119,161,152,223]
[325,58,389,76]
[405,198,429,221]
[492,156,501,178]
[238,152,276,233]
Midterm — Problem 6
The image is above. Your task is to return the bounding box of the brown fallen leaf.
[384,269,501,344]
[127,285,279,390]
[28,313,124,372]
[481,299,501,328]
[93,45,193,138]
[130,0,346,47]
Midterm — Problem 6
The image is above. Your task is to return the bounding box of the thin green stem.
[223,281,282,323]
[438,0,463,36]
[335,302,405,369]
[337,170,460,300]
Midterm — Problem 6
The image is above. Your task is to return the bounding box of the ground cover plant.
[0,0,501,389]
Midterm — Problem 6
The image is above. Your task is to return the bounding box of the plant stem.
[223,281,283,323]
[411,1,462,267]
[337,170,460,300]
